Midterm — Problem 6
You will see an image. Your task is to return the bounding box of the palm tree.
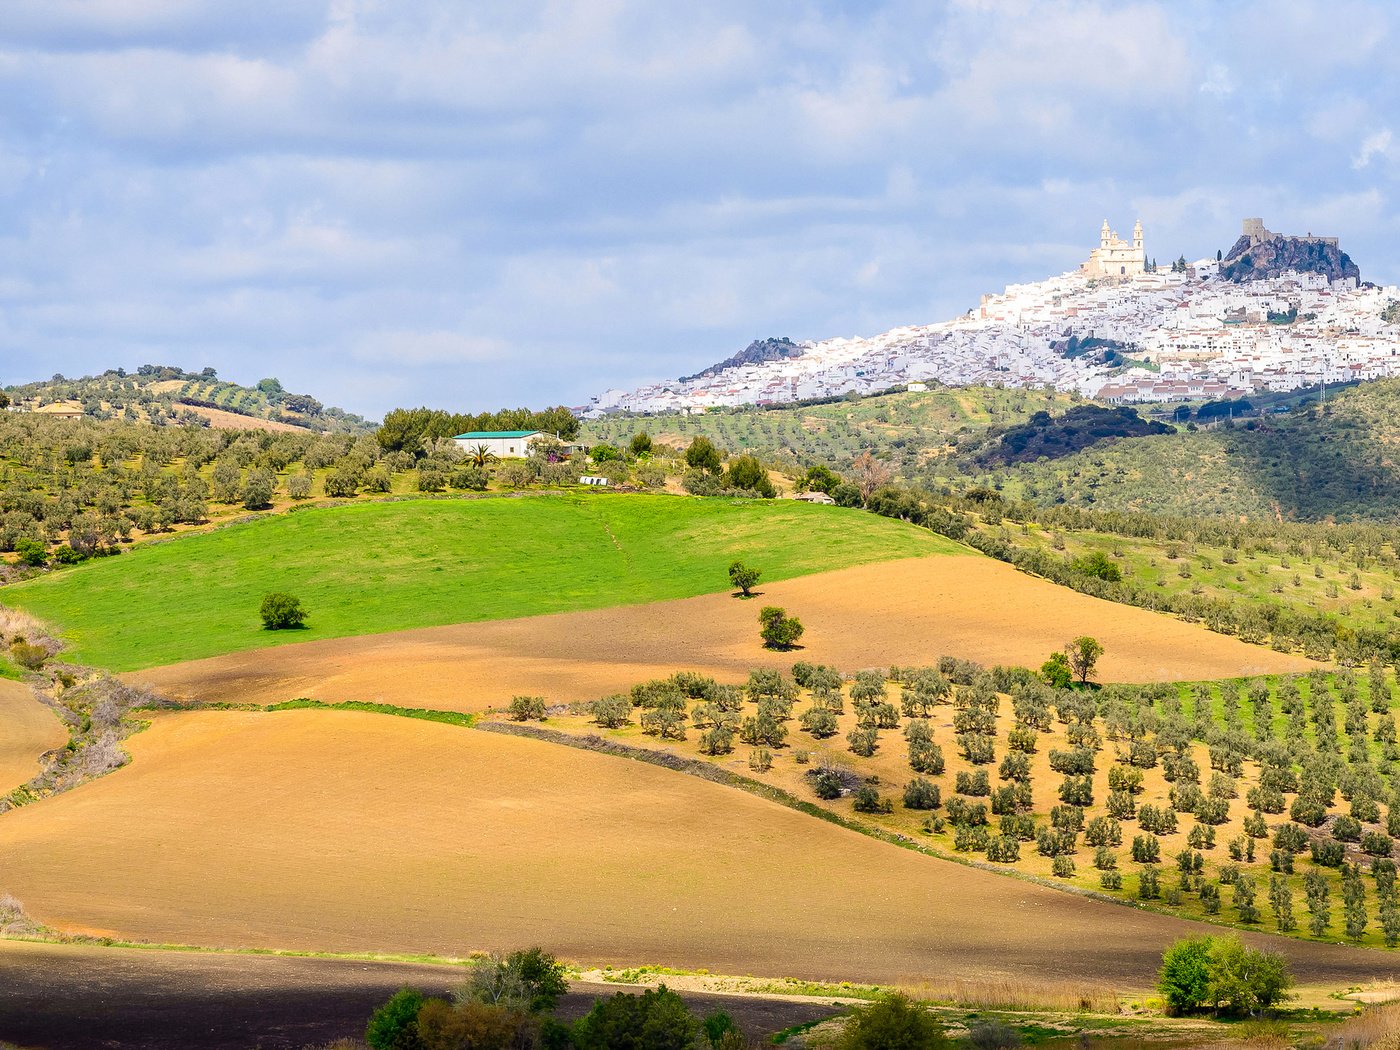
[468,444,497,469]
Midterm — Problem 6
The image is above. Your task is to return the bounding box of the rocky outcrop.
[1221,236,1360,284]
[681,337,805,381]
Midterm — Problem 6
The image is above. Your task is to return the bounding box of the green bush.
[572,985,698,1050]
[758,605,804,650]
[366,988,426,1050]
[507,695,548,721]
[834,992,946,1049]
[259,592,307,630]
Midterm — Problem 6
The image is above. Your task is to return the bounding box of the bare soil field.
[0,941,841,1050]
[0,709,1380,989]
[132,556,1313,713]
[178,403,305,432]
[0,680,64,794]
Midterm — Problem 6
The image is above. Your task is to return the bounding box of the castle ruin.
[1240,218,1338,249]
[1081,219,1145,278]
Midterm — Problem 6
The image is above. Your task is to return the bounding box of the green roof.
[453,430,540,439]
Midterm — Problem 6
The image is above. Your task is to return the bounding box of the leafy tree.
[259,592,307,630]
[724,455,776,497]
[799,464,842,494]
[366,988,426,1050]
[728,561,761,597]
[1070,550,1122,582]
[1158,936,1292,1016]
[834,992,946,1049]
[1065,636,1104,686]
[684,436,723,474]
[628,431,653,458]
[572,985,699,1050]
[14,538,47,567]
[459,947,568,1014]
[1040,651,1072,688]
[758,606,804,650]
[415,999,538,1050]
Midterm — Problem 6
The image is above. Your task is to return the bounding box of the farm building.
[452,430,543,458]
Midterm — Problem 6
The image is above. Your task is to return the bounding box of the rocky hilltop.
[1220,235,1361,285]
[680,337,805,382]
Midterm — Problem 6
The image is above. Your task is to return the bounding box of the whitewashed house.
[452,430,543,458]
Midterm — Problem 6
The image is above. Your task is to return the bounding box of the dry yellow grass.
[0,708,1378,986]
[131,556,1313,712]
[0,680,65,794]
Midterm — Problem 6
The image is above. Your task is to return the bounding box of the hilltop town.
[591,219,1400,414]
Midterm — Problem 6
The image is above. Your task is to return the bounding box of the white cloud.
[1354,129,1393,170]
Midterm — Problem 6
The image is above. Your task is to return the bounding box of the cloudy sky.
[1,1,1397,418]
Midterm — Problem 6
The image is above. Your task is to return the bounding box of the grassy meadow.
[3,492,957,671]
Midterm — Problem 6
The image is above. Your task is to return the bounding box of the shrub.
[1051,855,1075,878]
[903,778,941,810]
[1099,870,1123,890]
[1085,816,1123,848]
[1312,839,1345,866]
[14,538,47,566]
[986,836,1021,863]
[588,694,631,728]
[946,797,989,826]
[506,695,547,721]
[1333,815,1363,843]
[1363,831,1395,858]
[259,592,307,630]
[572,985,699,1050]
[852,785,892,814]
[1058,775,1093,807]
[834,993,946,1050]
[955,769,990,797]
[366,988,426,1050]
[459,946,568,1013]
[810,768,845,800]
[1132,834,1161,864]
[9,641,47,671]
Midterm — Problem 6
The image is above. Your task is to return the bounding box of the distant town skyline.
[1,1,1398,417]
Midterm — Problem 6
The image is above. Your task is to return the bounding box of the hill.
[973,405,1174,467]
[3,493,955,671]
[584,384,1078,476]
[997,378,1400,521]
[1221,235,1361,285]
[679,336,804,382]
[3,364,372,434]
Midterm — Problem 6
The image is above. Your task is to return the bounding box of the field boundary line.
[469,720,1390,949]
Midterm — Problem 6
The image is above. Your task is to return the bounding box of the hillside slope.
[999,379,1400,521]
[3,365,372,433]
[5,493,955,670]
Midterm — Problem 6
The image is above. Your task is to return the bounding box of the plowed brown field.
[0,709,1380,987]
[0,680,64,794]
[132,555,1313,712]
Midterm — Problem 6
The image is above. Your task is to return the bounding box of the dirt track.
[131,555,1312,712]
[0,940,842,1050]
[0,709,1382,990]
[0,679,64,794]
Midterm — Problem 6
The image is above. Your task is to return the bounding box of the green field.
[3,492,958,671]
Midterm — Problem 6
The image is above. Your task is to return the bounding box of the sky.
[1,0,1398,419]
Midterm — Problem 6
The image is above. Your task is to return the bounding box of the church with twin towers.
[1082,218,1145,278]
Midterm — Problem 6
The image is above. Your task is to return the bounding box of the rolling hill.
[4,492,956,671]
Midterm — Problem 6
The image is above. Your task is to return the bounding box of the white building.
[452,430,543,458]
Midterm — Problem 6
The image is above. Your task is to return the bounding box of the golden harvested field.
[178,404,304,433]
[132,555,1313,712]
[0,708,1381,987]
[0,680,65,794]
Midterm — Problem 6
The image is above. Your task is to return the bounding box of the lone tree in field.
[260,592,307,630]
[759,605,804,650]
[728,560,761,598]
[1065,636,1104,686]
